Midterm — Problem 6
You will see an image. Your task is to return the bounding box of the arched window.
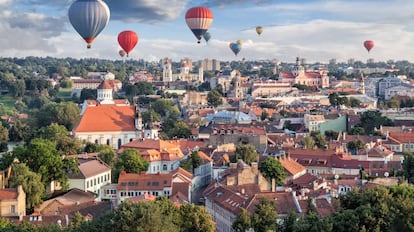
[95,139,98,144]
[163,164,167,171]
[106,139,110,145]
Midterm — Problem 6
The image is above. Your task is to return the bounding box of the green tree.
[310,131,327,149]
[348,127,365,135]
[0,123,8,152]
[13,138,76,189]
[346,140,365,155]
[303,136,315,149]
[135,81,154,95]
[232,207,251,232]
[98,145,116,167]
[116,149,149,174]
[251,198,277,232]
[207,89,223,107]
[141,109,161,124]
[324,130,339,141]
[191,151,202,173]
[259,157,287,185]
[179,203,215,232]
[10,163,44,209]
[358,111,393,135]
[167,120,192,139]
[8,120,30,142]
[70,211,86,228]
[403,152,414,183]
[233,143,259,165]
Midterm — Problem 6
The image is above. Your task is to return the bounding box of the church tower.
[97,80,114,105]
[144,112,158,139]
[359,71,365,95]
[292,57,305,77]
[163,58,173,82]
[135,106,143,130]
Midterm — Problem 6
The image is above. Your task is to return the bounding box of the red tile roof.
[74,105,136,132]
[0,188,18,200]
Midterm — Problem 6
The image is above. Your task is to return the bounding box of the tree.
[70,211,86,228]
[141,109,161,124]
[29,102,80,130]
[403,152,414,183]
[233,143,258,165]
[358,111,393,135]
[191,151,202,173]
[167,120,192,139]
[324,130,339,141]
[0,123,8,152]
[8,120,30,142]
[34,123,81,155]
[232,207,251,232]
[12,138,76,189]
[310,131,327,149]
[10,163,44,209]
[348,127,365,135]
[303,136,315,149]
[179,203,215,232]
[251,198,277,232]
[346,140,365,155]
[259,157,287,185]
[135,81,154,95]
[116,149,149,174]
[98,145,116,167]
[207,89,223,107]
[278,211,298,232]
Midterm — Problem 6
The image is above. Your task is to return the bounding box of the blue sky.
[1,0,414,63]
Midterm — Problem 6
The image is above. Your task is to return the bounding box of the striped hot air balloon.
[185,6,213,44]
[68,0,110,49]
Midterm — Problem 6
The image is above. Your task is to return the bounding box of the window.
[163,164,167,171]
[106,139,110,145]
[11,205,15,214]
[118,139,122,149]
[95,139,99,144]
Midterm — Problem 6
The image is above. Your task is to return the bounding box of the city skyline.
[2,0,414,63]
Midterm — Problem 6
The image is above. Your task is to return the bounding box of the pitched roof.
[0,188,18,200]
[246,192,300,215]
[117,172,172,191]
[74,105,136,132]
[69,158,111,179]
[278,157,306,176]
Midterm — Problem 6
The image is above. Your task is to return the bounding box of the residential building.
[68,155,112,198]
[0,186,25,220]
[116,168,192,205]
[378,77,402,97]
[304,114,325,132]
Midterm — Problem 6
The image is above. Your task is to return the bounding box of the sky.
[1,0,414,64]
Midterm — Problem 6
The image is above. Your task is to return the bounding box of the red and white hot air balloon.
[117,30,139,57]
[185,6,213,44]
[363,40,374,52]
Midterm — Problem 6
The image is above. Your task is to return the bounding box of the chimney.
[230,163,237,169]
[251,162,258,170]
[271,178,276,192]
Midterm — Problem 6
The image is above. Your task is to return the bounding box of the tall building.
[162,58,173,82]
[200,59,220,71]
[181,58,193,71]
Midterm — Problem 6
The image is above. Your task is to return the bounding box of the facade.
[115,168,192,205]
[208,124,267,153]
[68,156,112,198]
[304,114,325,132]
[251,81,295,97]
[279,57,329,88]
[384,83,414,100]
[200,58,221,71]
[378,77,402,97]
[0,186,25,220]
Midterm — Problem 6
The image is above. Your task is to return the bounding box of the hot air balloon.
[119,50,126,58]
[68,0,110,49]
[256,26,263,36]
[118,30,139,57]
[203,31,211,43]
[185,6,213,44]
[364,40,374,52]
[230,42,242,56]
[236,40,243,46]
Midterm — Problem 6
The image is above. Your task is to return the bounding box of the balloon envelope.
[118,30,139,56]
[203,32,211,42]
[256,26,263,36]
[68,0,110,49]
[230,42,242,56]
[185,6,213,43]
[236,40,243,46]
[364,40,374,52]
